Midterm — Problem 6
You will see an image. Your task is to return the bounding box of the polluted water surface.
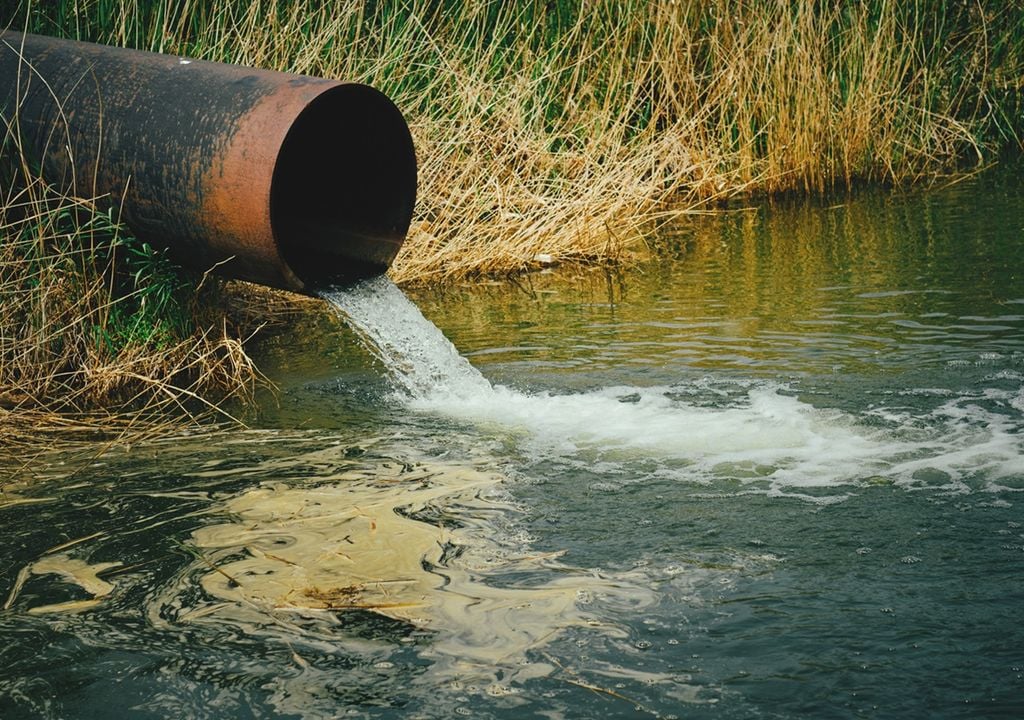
[156,446,655,686]
[322,276,1024,501]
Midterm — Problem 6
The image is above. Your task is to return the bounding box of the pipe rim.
[270,82,417,290]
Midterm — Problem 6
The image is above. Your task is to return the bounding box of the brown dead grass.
[13,0,1014,284]
[0,174,267,448]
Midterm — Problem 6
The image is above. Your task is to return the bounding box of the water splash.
[321,276,492,400]
[322,278,1024,496]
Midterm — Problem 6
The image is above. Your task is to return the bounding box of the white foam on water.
[322,278,1024,496]
[884,393,1024,493]
[412,383,897,489]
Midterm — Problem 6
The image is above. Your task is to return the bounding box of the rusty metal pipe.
[0,31,416,292]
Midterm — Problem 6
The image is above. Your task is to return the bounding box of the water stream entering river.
[2,175,1024,718]
[323,274,1023,501]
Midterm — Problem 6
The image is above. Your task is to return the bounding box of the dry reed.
[11,1,1020,283]
[0,138,266,449]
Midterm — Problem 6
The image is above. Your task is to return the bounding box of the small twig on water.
[170,538,242,588]
[542,652,665,719]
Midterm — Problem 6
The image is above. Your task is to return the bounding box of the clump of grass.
[0,129,264,447]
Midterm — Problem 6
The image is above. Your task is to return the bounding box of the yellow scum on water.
[5,553,121,616]
[161,457,656,680]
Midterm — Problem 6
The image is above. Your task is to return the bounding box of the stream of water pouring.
[321,276,493,401]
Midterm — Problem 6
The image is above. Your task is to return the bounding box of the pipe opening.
[271,83,417,290]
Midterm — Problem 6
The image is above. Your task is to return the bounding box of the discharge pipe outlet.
[0,31,416,292]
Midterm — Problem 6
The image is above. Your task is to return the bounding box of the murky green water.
[3,172,1024,718]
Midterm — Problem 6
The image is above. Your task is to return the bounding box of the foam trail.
[321,278,886,487]
[412,384,898,487]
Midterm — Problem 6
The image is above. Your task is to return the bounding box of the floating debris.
[5,552,123,615]
[156,456,654,683]
[30,553,122,597]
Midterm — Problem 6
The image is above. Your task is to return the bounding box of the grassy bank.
[0,163,264,449]
[1,121,264,448]
[1,0,1022,436]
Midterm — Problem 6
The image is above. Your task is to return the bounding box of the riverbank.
[2,0,1022,436]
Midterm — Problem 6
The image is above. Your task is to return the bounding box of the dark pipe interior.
[271,83,417,289]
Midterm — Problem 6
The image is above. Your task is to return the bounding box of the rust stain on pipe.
[0,31,417,292]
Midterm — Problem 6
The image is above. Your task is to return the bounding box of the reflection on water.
[409,181,1024,379]
[2,174,1024,718]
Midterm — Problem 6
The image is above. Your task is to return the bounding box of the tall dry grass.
[10,1,1020,283]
